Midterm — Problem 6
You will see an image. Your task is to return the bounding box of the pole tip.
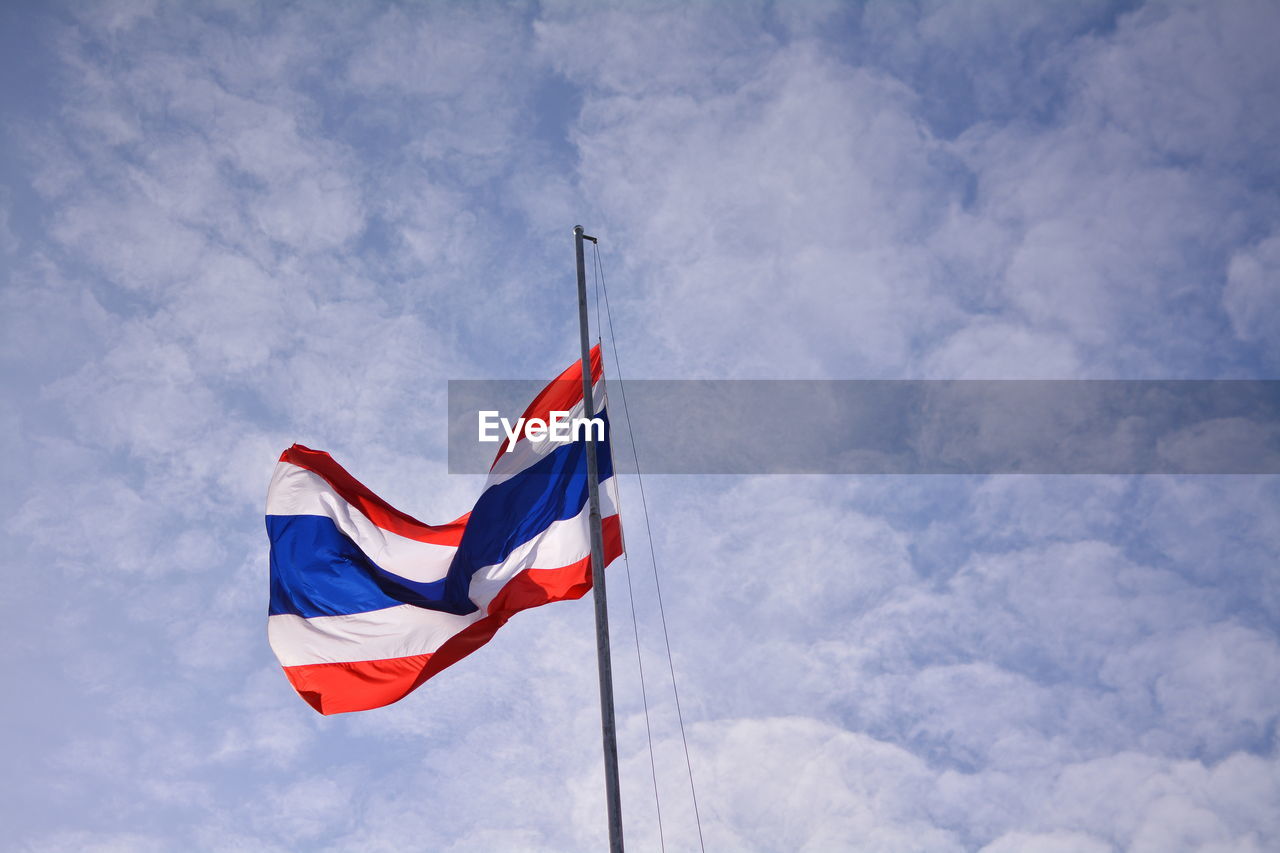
[573,224,584,234]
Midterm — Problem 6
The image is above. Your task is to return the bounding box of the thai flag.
[265,345,622,714]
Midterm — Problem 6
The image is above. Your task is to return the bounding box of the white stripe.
[266,462,458,584]
[468,477,619,612]
[269,604,482,667]
[486,381,608,488]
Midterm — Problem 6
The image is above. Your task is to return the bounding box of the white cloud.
[685,716,964,851]
[565,41,962,378]
[4,0,1280,849]
[979,829,1114,853]
[1224,231,1280,368]
[1071,0,1280,178]
[537,0,776,99]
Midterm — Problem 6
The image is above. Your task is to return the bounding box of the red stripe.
[279,445,468,546]
[281,515,624,715]
[490,344,604,464]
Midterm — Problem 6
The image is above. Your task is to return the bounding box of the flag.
[265,345,622,714]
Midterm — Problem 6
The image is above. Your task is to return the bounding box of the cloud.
[1224,231,1280,368]
[4,0,1279,849]
[1071,0,1280,179]
[565,40,963,378]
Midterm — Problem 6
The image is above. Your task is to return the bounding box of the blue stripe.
[267,515,476,617]
[446,411,613,587]
[267,413,613,619]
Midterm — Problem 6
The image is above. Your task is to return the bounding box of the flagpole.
[575,224,624,852]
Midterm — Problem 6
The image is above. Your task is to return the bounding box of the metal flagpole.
[574,224,624,852]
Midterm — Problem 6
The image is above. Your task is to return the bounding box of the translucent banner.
[448,380,1280,475]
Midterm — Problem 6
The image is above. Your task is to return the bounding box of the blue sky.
[2,0,1279,850]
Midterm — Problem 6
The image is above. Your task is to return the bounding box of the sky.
[2,0,1279,850]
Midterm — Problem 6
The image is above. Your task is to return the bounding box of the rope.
[594,245,667,852]
[594,243,707,853]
